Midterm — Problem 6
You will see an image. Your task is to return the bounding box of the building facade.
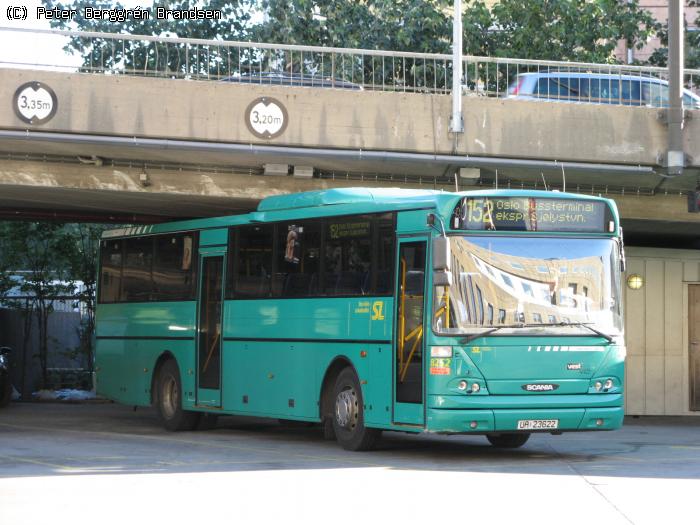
[624,246,700,416]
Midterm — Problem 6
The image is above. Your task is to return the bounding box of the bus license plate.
[517,419,559,430]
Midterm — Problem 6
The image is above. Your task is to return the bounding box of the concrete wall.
[624,246,700,415]
[1,67,697,167]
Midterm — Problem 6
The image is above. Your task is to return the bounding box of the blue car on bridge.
[507,72,700,109]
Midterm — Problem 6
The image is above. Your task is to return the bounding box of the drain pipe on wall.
[449,0,464,134]
[663,0,686,177]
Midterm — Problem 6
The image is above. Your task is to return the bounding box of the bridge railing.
[1,26,699,106]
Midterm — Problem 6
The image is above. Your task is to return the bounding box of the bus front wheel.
[332,368,380,451]
[486,433,530,448]
[154,359,200,431]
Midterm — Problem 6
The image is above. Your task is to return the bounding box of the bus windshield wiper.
[556,322,615,343]
[513,321,614,343]
[459,324,526,344]
[459,322,614,344]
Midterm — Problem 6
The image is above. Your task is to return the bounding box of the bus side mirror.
[432,235,452,287]
[618,228,626,273]
[433,236,451,272]
[433,270,453,287]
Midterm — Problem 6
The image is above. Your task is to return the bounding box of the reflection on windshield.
[434,236,623,336]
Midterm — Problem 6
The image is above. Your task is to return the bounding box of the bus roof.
[102,188,619,239]
[256,187,443,212]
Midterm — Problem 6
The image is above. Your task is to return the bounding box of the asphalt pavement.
[0,402,698,525]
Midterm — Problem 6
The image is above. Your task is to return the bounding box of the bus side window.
[644,82,668,107]
[536,78,570,99]
[621,80,641,106]
[152,233,197,301]
[683,93,699,109]
[100,239,123,303]
[122,237,154,302]
[578,78,590,99]
[324,217,372,296]
[235,225,274,298]
[275,221,321,297]
[373,213,395,294]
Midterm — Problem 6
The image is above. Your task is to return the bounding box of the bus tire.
[0,377,11,408]
[154,359,200,432]
[486,433,530,448]
[321,418,336,440]
[331,367,380,451]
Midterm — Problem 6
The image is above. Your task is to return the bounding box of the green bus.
[95,188,625,450]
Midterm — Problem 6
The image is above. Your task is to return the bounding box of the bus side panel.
[359,343,393,427]
[221,340,394,425]
[95,302,197,408]
[221,298,393,424]
[95,337,125,403]
[223,298,392,341]
[96,339,196,407]
[222,340,321,419]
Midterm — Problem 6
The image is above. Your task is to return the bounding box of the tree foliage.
[647,1,700,71]
[64,224,106,376]
[0,222,107,390]
[478,0,656,63]
[0,222,75,389]
[44,0,253,77]
[255,0,452,52]
[46,0,658,66]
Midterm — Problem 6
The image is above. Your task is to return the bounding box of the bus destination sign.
[456,197,613,233]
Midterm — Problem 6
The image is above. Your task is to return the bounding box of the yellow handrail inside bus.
[444,288,450,328]
[434,289,451,329]
[202,329,220,373]
[399,257,407,371]
[400,325,422,382]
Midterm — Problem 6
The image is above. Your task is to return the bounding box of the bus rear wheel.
[0,377,11,408]
[332,368,380,451]
[486,433,530,448]
[154,359,200,431]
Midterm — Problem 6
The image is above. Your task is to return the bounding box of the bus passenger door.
[393,238,427,426]
[196,249,226,407]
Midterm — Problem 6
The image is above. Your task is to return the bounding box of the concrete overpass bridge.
[1,27,700,244]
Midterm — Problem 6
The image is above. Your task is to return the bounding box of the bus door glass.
[393,238,427,426]
[197,248,226,407]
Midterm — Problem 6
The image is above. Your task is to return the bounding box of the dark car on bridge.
[220,71,363,90]
[507,72,700,109]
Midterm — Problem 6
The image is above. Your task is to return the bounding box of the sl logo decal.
[371,301,385,321]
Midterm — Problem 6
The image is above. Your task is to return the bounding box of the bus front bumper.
[425,393,624,434]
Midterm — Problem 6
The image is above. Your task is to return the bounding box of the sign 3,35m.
[13,81,58,125]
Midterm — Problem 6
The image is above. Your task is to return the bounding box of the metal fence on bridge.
[1,26,699,107]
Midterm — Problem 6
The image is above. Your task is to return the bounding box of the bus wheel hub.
[335,389,357,429]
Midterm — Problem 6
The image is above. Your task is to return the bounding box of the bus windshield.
[433,236,623,338]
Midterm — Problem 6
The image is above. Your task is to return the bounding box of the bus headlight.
[471,383,480,393]
[591,377,618,392]
[458,380,468,391]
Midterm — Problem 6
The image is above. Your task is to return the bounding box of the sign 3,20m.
[245,97,288,139]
